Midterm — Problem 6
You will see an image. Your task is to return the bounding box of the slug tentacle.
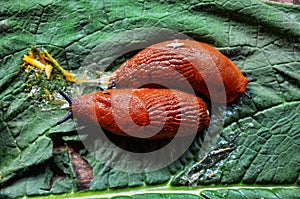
[99,85,106,91]
[247,76,257,83]
[107,80,116,89]
[59,91,73,105]
[243,90,252,99]
[57,111,73,125]
[57,91,73,125]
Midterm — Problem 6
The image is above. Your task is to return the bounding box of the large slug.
[63,88,210,140]
[108,39,249,103]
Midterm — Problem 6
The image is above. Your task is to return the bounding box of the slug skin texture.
[71,88,210,140]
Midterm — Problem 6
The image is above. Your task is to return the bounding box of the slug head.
[71,90,113,125]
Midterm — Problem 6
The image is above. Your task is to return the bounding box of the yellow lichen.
[21,46,77,82]
[20,46,77,103]
[43,50,76,82]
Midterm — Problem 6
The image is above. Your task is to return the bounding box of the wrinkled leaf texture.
[0,0,299,198]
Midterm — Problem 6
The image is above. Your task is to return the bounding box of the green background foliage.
[0,0,299,198]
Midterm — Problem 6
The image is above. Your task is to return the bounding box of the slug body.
[71,88,210,140]
[109,40,248,103]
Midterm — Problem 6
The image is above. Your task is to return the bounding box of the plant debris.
[20,46,76,103]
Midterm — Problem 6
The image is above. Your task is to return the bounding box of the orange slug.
[108,39,249,103]
[57,40,255,139]
[58,88,210,140]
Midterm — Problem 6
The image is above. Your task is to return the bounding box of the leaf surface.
[0,0,299,198]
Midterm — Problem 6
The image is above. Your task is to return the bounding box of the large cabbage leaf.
[0,0,299,198]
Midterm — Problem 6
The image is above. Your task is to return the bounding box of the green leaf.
[201,188,300,199]
[0,0,299,198]
[174,102,300,185]
[0,166,53,199]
